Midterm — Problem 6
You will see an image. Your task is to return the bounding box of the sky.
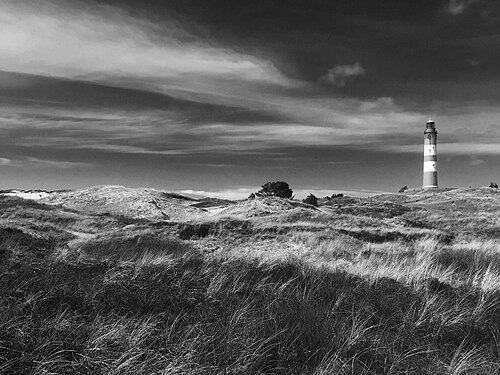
[1,0,500,198]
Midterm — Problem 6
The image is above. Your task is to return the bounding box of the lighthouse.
[423,119,438,189]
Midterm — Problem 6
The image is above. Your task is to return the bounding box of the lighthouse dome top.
[424,118,437,134]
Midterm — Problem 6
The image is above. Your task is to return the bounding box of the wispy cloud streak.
[319,63,366,87]
[0,157,14,166]
[0,0,289,86]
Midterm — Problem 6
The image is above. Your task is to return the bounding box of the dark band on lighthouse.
[423,119,438,189]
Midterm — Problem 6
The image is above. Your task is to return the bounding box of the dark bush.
[256,181,293,199]
[302,194,318,207]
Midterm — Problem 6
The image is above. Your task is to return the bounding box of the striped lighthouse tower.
[423,119,438,189]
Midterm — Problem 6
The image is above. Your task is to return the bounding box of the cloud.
[3,2,498,164]
[0,157,13,166]
[0,156,89,168]
[359,97,395,112]
[68,143,191,156]
[5,85,500,162]
[468,157,485,166]
[1,88,426,158]
[325,161,359,165]
[188,163,238,168]
[0,0,290,87]
[25,157,92,168]
[466,58,481,67]
[320,63,366,87]
[445,0,477,15]
[0,103,427,175]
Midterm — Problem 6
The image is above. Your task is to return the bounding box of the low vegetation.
[1,186,500,374]
[252,181,294,199]
[302,193,318,207]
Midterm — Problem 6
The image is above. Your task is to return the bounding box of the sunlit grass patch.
[436,239,500,273]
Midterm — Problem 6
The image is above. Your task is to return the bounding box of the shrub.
[256,181,293,199]
[302,194,318,207]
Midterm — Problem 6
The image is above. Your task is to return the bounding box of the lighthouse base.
[423,170,438,189]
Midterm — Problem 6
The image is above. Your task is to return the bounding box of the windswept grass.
[2,252,500,374]
[1,189,500,373]
[76,230,192,261]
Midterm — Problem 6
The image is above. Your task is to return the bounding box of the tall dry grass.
[2,235,500,374]
[2,193,500,373]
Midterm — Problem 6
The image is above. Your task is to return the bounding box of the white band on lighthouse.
[424,145,436,156]
[423,161,437,172]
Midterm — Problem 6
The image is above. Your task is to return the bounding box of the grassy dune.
[1,188,500,374]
